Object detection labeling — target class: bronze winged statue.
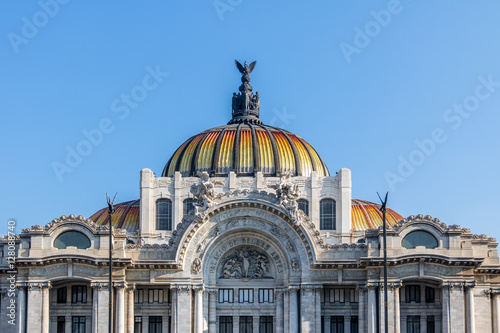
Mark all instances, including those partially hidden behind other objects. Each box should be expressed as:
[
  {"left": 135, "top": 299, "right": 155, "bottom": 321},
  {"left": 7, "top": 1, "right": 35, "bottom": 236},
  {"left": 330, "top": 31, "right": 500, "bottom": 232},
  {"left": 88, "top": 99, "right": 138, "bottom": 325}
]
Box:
[{"left": 235, "top": 60, "right": 256, "bottom": 75}]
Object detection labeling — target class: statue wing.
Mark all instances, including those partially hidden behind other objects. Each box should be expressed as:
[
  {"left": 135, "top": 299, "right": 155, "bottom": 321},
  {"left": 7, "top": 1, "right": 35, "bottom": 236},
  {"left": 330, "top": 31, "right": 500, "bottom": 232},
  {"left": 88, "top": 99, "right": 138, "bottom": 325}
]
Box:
[
  {"left": 247, "top": 61, "right": 256, "bottom": 74},
  {"left": 235, "top": 60, "right": 245, "bottom": 74}
]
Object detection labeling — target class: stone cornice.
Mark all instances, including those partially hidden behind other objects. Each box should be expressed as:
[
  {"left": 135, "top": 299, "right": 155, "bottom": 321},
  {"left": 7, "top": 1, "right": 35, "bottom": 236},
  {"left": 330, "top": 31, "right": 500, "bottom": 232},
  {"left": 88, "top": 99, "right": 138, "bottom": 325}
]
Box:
[{"left": 15, "top": 255, "right": 132, "bottom": 268}]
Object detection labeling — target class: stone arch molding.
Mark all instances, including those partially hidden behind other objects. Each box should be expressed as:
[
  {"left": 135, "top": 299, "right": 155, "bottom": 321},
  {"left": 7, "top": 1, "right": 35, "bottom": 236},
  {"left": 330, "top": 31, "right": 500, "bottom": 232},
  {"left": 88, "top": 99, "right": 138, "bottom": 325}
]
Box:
[{"left": 180, "top": 207, "right": 315, "bottom": 279}]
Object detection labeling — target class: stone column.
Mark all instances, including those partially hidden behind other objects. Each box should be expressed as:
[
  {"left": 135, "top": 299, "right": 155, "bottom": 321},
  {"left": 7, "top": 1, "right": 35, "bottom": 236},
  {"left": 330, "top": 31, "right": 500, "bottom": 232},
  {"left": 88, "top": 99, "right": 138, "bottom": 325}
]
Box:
[
  {"left": 41, "top": 282, "right": 51, "bottom": 333},
  {"left": 25, "top": 283, "right": 44, "bottom": 332},
  {"left": 92, "top": 282, "right": 110, "bottom": 332},
  {"left": 367, "top": 284, "right": 377, "bottom": 333},
  {"left": 492, "top": 290, "right": 500, "bottom": 333},
  {"left": 449, "top": 282, "right": 465, "bottom": 332},
  {"left": 126, "top": 284, "right": 135, "bottom": 333},
  {"left": 276, "top": 290, "right": 284, "bottom": 333},
  {"left": 92, "top": 284, "right": 99, "bottom": 333},
  {"left": 289, "top": 286, "right": 299, "bottom": 333},
  {"left": 441, "top": 282, "right": 451, "bottom": 332},
  {"left": 207, "top": 289, "right": 217, "bottom": 333},
  {"left": 283, "top": 288, "right": 290, "bottom": 333},
  {"left": 357, "top": 285, "right": 366, "bottom": 332},
  {"left": 465, "top": 282, "right": 475, "bottom": 333},
  {"left": 378, "top": 285, "right": 385, "bottom": 333},
  {"left": 301, "top": 286, "right": 317, "bottom": 333},
  {"left": 390, "top": 282, "right": 402, "bottom": 333},
  {"left": 115, "top": 282, "right": 126, "bottom": 333},
  {"left": 176, "top": 285, "right": 192, "bottom": 333},
  {"left": 16, "top": 285, "right": 26, "bottom": 333},
  {"left": 315, "top": 287, "right": 322, "bottom": 333},
  {"left": 194, "top": 286, "right": 204, "bottom": 333},
  {"left": 170, "top": 286, "right": 178, "bottom": 333}
]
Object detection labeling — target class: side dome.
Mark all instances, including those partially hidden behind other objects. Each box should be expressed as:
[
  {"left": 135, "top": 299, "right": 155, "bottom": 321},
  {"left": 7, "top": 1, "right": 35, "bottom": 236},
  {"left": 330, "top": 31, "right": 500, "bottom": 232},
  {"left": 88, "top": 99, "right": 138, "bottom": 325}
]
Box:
[
  {"left": 351, "top": 199, "right": 403, "bottom": 230},
  {"left": 89, "top": 200, "right": 140, "bottom": 232},
  {"left": 162, "top": 123, "right": 329, "bottom": 178}
]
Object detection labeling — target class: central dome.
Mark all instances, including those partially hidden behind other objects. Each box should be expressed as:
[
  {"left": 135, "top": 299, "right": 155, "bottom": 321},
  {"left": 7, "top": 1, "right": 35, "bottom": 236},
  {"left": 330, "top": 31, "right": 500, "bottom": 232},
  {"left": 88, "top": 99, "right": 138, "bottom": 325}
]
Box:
[
  {"left": 162, "top": 123, "right": 329, "bottom": 177},
  {"left": 161, "top": 60, "right": 329, "bottom": 178}
]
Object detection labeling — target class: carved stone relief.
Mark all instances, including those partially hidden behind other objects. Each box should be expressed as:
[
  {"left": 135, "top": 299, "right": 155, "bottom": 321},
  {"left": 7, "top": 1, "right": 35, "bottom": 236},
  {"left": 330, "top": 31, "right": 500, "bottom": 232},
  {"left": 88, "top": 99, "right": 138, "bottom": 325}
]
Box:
[{"left": 220, "top": 247, "right": 271, "bottom": 279}]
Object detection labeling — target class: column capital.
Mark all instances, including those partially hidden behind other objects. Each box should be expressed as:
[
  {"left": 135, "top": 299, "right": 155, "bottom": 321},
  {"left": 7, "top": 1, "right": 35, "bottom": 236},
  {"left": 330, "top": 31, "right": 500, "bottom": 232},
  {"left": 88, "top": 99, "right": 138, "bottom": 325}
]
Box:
[
  {"left": 113, "top": 281, "right": 127, "bottom": 289},
  {"left": 366, "top": 282, "right": 378, "bottom": 290},
  {"left": 441, "top": 281, "right": 465, "bottom": 291},
  {"left": 192, "top": 285, "right": 205, "bottom": 292},
  {"left": 288, "top": 285, "right": 300, "bottom": 292},
  {"left": 464, "top": 281, "right": 476, "bottom": 289},
  {"left": 173, "top": 284, "right": 191, "bottom": 294},
  {"left": 90, "top": 282, "right": 109, "bottom": 289},
  {"left": 388, "top": 281, "right": 402, "bottom": 289},
  {"left": 126, "top": 283, "right": 136, "bottom": 292},
  {"left": 27, "top": 281, "right": 51, "bottom": 290}
]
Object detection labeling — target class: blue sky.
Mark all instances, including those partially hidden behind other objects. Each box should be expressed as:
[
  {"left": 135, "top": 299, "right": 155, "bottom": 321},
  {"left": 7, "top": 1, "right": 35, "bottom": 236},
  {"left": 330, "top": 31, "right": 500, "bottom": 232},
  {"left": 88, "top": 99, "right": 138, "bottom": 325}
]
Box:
[{"left": 1, "top": 1, "right": 499, "bottom": 242}]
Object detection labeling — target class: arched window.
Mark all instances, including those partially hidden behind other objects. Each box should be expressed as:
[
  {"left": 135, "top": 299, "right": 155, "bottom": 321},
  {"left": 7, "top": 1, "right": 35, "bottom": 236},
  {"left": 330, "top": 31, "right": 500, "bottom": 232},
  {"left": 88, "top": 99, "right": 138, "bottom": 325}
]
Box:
[
  {"left": 54, "top": 231, "right": 91, "bottom": 249},
  {"left": 402, "top": 230, "right": 438, "bottom": 249},
  {"left": 320, "top": 199, "right": 336, "bottom": 230},
  {"left": 297, "top": 199, "right": 309, "bottom": 217},
  {"left": 183, "top": 198, "right": 196, "bottom": 216},
  {"left": 156, "top": 199, "right": 172, "bottom": 230}
]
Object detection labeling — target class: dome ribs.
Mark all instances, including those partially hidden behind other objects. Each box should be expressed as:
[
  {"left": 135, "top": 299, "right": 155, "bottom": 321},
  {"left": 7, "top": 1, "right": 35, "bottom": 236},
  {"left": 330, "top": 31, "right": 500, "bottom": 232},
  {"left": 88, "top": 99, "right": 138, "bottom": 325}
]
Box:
[
  {"left": 277, "top": 128, "right": 302, "bottom": 176},
  {"left": 190, "top": 131, "right": 211, "bottom": 177},
  {"left": 294, "top": 135, "right": 317, "bottom": 175},
  {"left": 173, "top": 135, "right": 195, "bottom": 176},
  {"left": 249, "top": 124, "right": 260, "bottom": 174},
  {"left": 233, "top": 123, "right": 242, "bottom": 174},
  {"left": 260, "top": 125, "right": 281, "bottom": 176}
]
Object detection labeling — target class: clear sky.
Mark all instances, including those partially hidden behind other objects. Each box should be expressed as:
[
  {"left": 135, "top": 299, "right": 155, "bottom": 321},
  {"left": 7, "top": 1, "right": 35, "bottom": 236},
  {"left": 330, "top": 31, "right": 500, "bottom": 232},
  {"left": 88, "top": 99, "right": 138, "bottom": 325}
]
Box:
[{"left": 1, "top": 1, "right": 499, "bottom": 242}]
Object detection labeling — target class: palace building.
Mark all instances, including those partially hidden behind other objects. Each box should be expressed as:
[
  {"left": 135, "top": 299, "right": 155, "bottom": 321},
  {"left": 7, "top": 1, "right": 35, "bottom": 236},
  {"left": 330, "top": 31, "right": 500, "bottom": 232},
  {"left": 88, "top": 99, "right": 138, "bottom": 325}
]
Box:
[{"left": 1, "top": 61, "right": 500, "bottom": 333}]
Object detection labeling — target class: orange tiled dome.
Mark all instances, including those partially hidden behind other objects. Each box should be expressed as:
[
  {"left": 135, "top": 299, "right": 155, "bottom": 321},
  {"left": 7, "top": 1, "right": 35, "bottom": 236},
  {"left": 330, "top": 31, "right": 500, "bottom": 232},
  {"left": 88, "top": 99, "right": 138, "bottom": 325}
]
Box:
[{"left": 161, "top": 123, "right": 329, "bottom": 178}]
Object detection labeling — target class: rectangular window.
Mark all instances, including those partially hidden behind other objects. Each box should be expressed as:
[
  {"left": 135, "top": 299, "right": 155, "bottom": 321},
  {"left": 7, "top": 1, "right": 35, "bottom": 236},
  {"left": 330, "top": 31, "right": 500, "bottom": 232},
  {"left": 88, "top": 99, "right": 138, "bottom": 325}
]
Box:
[
  {"left": 156, "top": 199, "right": 172, "bottom": 230},
  {"left": 239, "top": 316, "right": 253, "bottom": 333},
  {"left": 72, "top": 285, "right": 87, "bottom": 304},
  {"left": 323, "top": 287, "right": 357, "bottom": 303},
  {"left": 135, "top": 289, "right": 144, "bottom": 303},
  {"left": 134, "top": 316, "right": 142, "bottom": 333},
  {"left": 148, "top": 316, "right": 162, "bottom": 333},
  {"left": 72, "top": 316, "right": 86, "bottom": 333},
  {"left": 407, "top": 316, "right": 420, "bottom": 333},
  {"left": 57, "top": 287, "right": 67, "bottom": 303},
  {"left": 259, "top": 316, "right": 273, "bottom": 333},
  {"left": 57, "top": 316, "right": 65, "bottom": 333},
  {"left": 427, "top": 316, "right": 435, "bottom": 333},
  {"left": 148, "top": 289, "right": 154, "bottom": 304},
  {"left": 219, "top": 316, "right": 233, "bottom": 333},
  {"left": 258, "top": 289, "right": 274, "bottom": 303},
  {"left": 350, "top": 316, "right": 358, "bottom": 333},
  {"left": 218, "top": 289, "right": 234, "bottom": 303},
  {"left": 330, "top": 316, "right": 344, "bottom": 333},
  {"left": 320, "top": 199, "right": 336, "bottom": 230},
  {"left": 425, "top": 287, "right": 435, "bottom": 303},
  {"left": 405, "top": 285, "right": 421, "bottom": 303},
  {"left": 239, "top": 289, "right": 254, "bottom": 303}
]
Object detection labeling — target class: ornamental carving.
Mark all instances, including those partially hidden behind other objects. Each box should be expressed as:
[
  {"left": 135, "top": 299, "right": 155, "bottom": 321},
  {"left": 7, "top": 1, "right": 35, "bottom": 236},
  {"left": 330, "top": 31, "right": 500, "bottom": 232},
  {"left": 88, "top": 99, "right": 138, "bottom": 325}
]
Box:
[
  {"left": 190, "top": 171, "right": 224, "bottom": 219},
  {"left": 291, "top": 259, "right": 300, "bottom": 272},
  {"left": 269, "top": 172, "right": 305, "bottom": 225},
  {"left": 221, "top": 247, "right": 270, "bottom": 279},
  {"left": 192, "top": 258, "right": 202, "bottom": 274}
]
